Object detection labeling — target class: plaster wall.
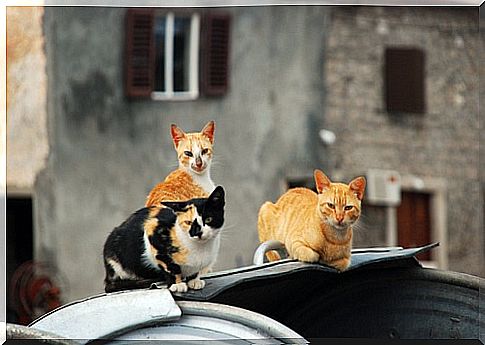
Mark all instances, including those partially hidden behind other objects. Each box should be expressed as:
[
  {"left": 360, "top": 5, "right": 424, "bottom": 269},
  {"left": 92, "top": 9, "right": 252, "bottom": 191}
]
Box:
[
  {"left": 40, "top": 6, "right": 330, "bottom": 300},
  {"left": 7, "top": 7, "right": 48, "bottom": 192}
]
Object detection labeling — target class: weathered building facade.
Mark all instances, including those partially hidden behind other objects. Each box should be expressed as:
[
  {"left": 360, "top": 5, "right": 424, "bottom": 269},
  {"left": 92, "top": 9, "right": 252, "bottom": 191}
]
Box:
[
  {"left": 7, "top": 7, "right": 48, "bottom": 191},
  {"left": 324, "top": 7, "right": 483, "bottom": 276},
  {"left": 36, "top": 6, "right": 329, "bottom": 301},
  {"left": 6, "top": 6, "right": 483, "bottom": 303}
]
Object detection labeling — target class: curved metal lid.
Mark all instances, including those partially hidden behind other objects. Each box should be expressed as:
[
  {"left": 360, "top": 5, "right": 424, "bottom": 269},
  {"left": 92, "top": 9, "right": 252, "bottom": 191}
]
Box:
[
  {"left": 30, "top": 288, "right": 181, "bottom": 342},
  {"left": 29, "top": 289, "right": 306, "bottom": 344},
  {"left": 113, "top": 301, "right": 306, "bottom": 344}
]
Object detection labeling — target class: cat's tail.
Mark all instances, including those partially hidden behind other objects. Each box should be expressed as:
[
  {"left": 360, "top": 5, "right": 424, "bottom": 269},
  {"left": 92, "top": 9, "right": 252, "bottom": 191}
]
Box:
[{"left": 257, "top": 202, "right": 282, "bottom": 262}]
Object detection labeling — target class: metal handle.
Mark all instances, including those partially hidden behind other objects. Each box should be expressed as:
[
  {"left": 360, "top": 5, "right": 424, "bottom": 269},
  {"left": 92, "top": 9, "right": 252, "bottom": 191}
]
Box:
[{"left": 253, "top": 240, "right": 287, "bottom": 265}]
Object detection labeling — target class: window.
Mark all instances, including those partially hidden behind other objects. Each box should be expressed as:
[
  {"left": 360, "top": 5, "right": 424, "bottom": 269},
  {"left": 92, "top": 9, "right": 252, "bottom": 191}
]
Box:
[
  {"left": 153, "top": 13, "right": 200, "bottom": 100},
  {"left": 384, "top": 48, "right": 425, "bottom": 114},
  {"left": 125, "top": 9, "right": 231, "bottom": 100}
]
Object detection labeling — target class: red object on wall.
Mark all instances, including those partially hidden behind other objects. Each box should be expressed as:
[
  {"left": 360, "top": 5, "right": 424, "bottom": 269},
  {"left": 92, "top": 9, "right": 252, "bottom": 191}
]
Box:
[{"left": 9, "top": 261, "right": 64, "bottom": 325}]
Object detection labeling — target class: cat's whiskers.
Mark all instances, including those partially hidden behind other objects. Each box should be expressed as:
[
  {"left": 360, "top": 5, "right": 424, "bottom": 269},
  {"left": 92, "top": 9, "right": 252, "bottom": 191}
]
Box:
[
  {"left": 210, "top": 157, "right": 225, "bottom": 168},
  {"left": 352, "top": 214, "right": 372, "bottom": 232},
  {"left": 221, "top": 222, "right": 237, "bottom": 229},
  {"left": 218, "top": 234, "right": 244, "bottom": 253},
  {"left": 218, "top": 224, "right": 239, "bottom": 242},
  {"left": 165, "top": 162, "right": 179, "bottom": 170},
  {"left": 219, "top": 223, "right": 238, "bottom": 234}
]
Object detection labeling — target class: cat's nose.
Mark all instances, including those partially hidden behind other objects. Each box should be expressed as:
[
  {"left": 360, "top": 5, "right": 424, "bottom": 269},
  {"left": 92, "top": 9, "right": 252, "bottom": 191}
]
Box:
[
  {"left": 189, "top": 220, "right": 202, "bottom": 238},
  {"left": 195, "top": 156, "right": 203, "bottom": 167}
]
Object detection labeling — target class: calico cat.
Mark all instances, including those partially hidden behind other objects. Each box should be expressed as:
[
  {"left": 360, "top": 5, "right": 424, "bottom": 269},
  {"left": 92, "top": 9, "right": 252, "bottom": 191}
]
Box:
[
  {"left": 145, "top": 121, "right": 216, "bottom": 206},
  {"left": 104, "top": 186, "right": 225, "bottom": 293},
  {"left": 258, "top": 170, "right": 365, "bottom": 271}
]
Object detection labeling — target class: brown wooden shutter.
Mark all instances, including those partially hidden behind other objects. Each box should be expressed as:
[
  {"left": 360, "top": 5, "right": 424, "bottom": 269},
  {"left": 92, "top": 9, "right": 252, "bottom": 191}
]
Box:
[
  {"left": 385, "top": 48, "right": 425, "bottom": 114},
  {"left": 201, "top": 13, "right": 231, "bottom": 96},
  {"left": 125, "top": 9, "right": 155, "bottom": 98}
]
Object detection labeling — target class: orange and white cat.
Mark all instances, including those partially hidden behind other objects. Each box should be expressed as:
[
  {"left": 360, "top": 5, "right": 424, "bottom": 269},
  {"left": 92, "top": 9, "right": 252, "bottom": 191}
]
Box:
[
  {"left": 146, "top": 121, "right": 216, "bottom": 206},
  {"left": 258, "top": 169, "right": 366, "bottom": 271}
]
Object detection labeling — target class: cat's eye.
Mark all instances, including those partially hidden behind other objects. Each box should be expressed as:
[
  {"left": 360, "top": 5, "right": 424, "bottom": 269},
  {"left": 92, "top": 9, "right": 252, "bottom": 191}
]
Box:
[
  {"left": 184, "top": 220, "right": 192, "bottom": 226},
  {"left": 201, "top": 148, "right": 209, "bottom": 155},
  {"left": 205, "top": 217, "right": 213, "bottom": 224},
  {"left": 327, "top": 203, "right": 335, "bottom": 209},
  {"left": 184, "top": 151, "right": 193, "bottom": 157},
  {"left": 344, "top": 205, "right": 353, "bottom": 211}
]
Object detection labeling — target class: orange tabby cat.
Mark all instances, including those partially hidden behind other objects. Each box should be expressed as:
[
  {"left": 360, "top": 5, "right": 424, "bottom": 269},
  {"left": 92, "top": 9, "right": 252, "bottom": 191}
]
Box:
[
  {"left": 258, "top": 169, "right": 366, "bottom": 271},
  {"left": 146, "top": 121, "right": 216, "bottom": 206}
]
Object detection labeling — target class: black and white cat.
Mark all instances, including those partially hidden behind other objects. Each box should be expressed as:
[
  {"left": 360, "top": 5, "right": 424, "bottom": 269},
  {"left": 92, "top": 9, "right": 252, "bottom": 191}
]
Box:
[{"left": 103, "top": 186, "right": 225, "bottom": 293}]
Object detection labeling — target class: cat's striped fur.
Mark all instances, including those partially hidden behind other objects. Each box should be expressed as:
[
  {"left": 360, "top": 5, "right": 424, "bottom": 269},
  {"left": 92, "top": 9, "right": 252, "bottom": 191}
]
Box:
[
  {"left": 258, "top": 170, "right": 366, "bottom": 271},
  {"left": 146, "top": 121, "right": 216, "bottom": 206}
]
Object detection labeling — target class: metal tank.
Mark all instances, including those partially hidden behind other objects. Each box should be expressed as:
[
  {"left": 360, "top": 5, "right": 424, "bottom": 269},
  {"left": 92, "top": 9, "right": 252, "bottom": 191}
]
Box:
[
  {"left": 20, "top": 243, "right": 484, "bottom": 342},
  {"left": 27, "top": 288, "right": 306, "bottom": 344}
]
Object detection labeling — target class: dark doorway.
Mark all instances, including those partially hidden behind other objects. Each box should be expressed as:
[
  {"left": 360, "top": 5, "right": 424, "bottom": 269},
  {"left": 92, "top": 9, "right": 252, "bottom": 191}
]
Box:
[
  {"left": 6, "top": 196, "right": 33, "bottom": 323},
  {"left": 286, "top": 177, "right": 317, "bottom": 193},
  {"left": 397, "top": 191, "right": 431, "bottom": 261}
]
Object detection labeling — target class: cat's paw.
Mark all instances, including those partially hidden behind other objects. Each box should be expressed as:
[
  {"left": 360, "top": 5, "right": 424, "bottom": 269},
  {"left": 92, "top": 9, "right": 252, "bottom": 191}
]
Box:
[
  {"left": 293, "top": 246, "right": 320, "bottom": 263},
  {"left": 169, "top": 282, "right": 188, "bottom": 293},
  {"left": 187, "top": 278, "right": 206, "bottom": 290},
  {"left": 329, "top": 258, "right": 350, "bottom": 272}
]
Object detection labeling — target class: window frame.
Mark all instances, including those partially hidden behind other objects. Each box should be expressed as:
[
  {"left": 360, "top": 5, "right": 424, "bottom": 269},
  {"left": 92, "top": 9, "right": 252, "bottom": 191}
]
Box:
[
  {"left": 124, "top": 8, "right": 230, "bottom": 100},
  {"left": 151, "top": 10, "right": 201, "bottom": 101}
]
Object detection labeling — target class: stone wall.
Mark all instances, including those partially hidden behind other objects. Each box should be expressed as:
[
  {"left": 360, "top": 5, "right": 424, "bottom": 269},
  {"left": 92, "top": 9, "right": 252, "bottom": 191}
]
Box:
[{"left": 324, "top": 7, "right": 482, "bottom": 276}]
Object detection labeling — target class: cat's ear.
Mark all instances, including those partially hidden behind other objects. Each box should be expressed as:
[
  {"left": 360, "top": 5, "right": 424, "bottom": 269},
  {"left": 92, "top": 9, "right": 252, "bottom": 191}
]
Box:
[
  {"left": 314, "top": 169, "right": 331, "bottom": 194},
  {"left": 349, "top": 176, "right": 366, "bottom": 200},
  {"left": 161, "top": 201, "right": 189, "bottom": 212},
  {"left": 208, "top": 186, "right": 225, "bottom": 204},
  {"left": 201, "top": 121, "right": 215, "bottom": 144},
  {"left": 171, "top": 124, "right": 187, "bottom": 148}
]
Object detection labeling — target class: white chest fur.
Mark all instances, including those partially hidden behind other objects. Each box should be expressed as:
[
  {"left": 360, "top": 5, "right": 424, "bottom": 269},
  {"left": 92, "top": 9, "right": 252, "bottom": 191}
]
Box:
[
  {"left": 190, "top": 170, "right": 215, "bottom": 194},
  {"left": 176, "top": 226, "right": 221, "bottom": 278},
  {"left": 143, "top": 223, "right": 221, "bottom": 279}
]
